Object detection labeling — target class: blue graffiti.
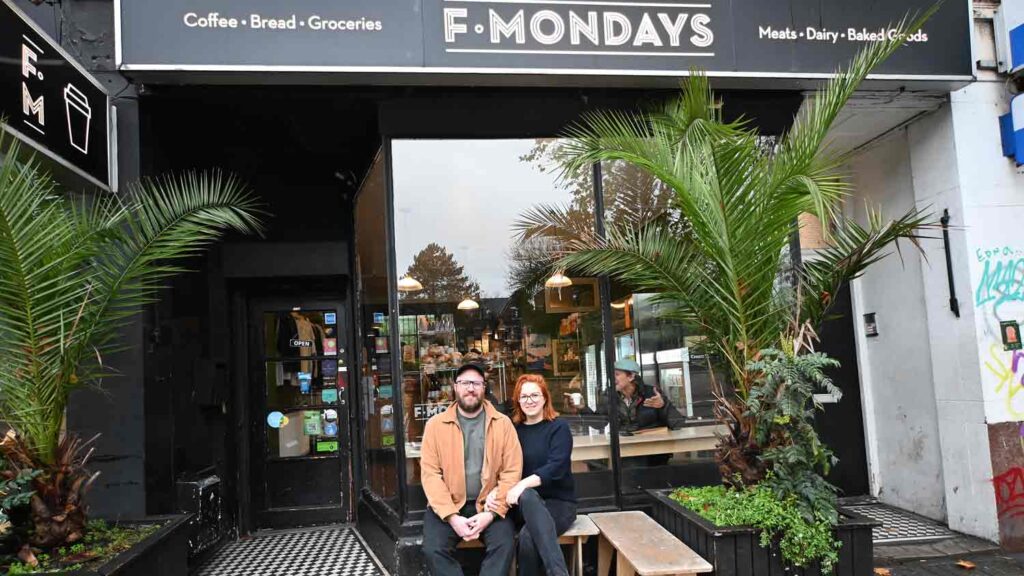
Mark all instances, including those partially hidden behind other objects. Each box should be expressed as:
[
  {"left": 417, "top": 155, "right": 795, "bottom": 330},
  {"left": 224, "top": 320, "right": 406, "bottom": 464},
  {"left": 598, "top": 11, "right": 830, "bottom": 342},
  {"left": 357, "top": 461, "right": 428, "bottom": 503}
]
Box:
[{"left": 976, "top": 257, "right": 1024, "bottom": 310}]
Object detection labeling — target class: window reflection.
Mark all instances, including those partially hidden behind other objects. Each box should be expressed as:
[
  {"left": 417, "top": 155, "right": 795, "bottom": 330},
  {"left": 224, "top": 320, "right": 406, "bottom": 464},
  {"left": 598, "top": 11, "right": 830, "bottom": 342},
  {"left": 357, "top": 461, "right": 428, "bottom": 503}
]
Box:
[
  {"left": 392, "top": 139, "right": 612, "bottom": 510},
  {"left": 355, "top": 152, "right": 400, "bottom": 510},
  {"left": 388, "top": 140, "right": 722, "bottom": 509}
]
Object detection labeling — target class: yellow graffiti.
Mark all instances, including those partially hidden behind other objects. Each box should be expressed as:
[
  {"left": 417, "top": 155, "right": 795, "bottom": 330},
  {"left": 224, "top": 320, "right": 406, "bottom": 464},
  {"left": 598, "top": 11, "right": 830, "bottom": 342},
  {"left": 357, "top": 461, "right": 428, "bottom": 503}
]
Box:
[{"left": 984, "top": 344, "right": 1024, "bottom": 420}]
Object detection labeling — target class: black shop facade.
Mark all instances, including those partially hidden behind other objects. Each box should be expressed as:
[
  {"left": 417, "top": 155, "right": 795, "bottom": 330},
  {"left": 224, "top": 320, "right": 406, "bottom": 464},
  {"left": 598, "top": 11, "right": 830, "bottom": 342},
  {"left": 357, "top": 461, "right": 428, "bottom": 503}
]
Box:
[{"left": 19, "top": 0, "right": 971, "bottom": 573}]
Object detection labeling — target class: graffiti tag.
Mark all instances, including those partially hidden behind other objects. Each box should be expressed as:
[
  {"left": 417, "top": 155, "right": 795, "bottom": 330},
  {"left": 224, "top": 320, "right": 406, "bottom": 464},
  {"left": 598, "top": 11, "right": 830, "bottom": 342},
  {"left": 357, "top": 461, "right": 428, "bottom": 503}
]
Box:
[
  {"left": 994, "top": 467, "right": 1024, "bottom": 519},
  {"left": 975, "top": 256, "right": 1024, "bottom": 311},
  {"left": 983, "top": 345, "right": 1024, "bottom": 420},
  {"left": 977, "top": 246, "right": 1024, "bottom": 263}
]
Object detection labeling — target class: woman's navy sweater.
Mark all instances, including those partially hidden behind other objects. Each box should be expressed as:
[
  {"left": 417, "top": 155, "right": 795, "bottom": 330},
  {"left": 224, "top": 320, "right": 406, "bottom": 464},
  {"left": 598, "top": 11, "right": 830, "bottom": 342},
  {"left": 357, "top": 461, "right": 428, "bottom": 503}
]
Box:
[{"left": 516, "top": 417, "right": 576, "bottom": 503}]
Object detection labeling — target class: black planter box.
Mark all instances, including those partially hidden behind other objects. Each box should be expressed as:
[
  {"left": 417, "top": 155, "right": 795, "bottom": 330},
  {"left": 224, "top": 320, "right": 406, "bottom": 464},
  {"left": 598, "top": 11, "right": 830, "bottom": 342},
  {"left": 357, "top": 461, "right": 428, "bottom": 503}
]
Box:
[
  {"left": 32, "top": 514, "right": 192, "bottom": 576},
  {"left": 647, "top": 489, "right": 878, "bottom": 576}
]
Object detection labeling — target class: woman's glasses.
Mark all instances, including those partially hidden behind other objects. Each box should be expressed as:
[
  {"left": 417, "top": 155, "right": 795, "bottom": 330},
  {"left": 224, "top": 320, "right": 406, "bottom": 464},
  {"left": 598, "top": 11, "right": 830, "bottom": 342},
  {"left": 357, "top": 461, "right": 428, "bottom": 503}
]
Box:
[{"left": 518, "top": 393, "right": 543, "bottom": 404}]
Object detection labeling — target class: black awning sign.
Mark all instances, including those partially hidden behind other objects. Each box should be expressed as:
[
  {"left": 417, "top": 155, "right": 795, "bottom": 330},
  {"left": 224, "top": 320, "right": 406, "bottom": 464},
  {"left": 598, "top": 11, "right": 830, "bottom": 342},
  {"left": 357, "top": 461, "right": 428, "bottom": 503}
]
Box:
[
  {"left": 117, "top": 0, "right": 971, "bottom": 83},
  {"left": 2, "top": 0, "right": 112, "bottom": 190},
  {"left": 1002, "top": 321, "right": 1022, "bottom": 351}
]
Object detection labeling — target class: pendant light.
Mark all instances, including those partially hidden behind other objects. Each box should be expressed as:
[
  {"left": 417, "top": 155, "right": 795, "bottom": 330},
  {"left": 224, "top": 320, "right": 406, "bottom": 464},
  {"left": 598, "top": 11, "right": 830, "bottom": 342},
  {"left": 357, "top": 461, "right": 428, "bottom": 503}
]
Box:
[
  {"left": 457, "top": 298, "right": 480, "bottom": 310},
  {"left": 544, "top": 272, "right": 572, "bottom": 289},
  {"left": 610, "top": 296, "right": 634, "bottom": 310},
  {"left": 397, "top": 274, "right": 423, "bottom": 292}
]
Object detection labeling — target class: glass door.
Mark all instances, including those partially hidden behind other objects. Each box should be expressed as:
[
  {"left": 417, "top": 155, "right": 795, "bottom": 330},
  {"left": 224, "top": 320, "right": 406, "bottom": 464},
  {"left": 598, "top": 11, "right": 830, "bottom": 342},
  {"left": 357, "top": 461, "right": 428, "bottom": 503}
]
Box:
[{"left": 250, "top": 299, "right": 351, "bottom": 529}]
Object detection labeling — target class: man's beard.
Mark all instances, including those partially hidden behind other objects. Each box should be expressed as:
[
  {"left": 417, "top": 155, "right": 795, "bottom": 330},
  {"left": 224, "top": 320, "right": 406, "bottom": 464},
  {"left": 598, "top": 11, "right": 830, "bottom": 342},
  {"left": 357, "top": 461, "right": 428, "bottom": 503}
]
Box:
[{"left": 458, "top": 393, "right": 481, "bottom": 412}]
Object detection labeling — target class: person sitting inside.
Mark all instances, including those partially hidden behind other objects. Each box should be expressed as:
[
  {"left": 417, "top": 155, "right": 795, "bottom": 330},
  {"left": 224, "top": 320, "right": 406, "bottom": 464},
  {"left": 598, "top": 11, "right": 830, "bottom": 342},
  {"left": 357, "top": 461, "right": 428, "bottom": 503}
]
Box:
[{"left": 607, "top": 359, "right": 683, "bottom": 433}]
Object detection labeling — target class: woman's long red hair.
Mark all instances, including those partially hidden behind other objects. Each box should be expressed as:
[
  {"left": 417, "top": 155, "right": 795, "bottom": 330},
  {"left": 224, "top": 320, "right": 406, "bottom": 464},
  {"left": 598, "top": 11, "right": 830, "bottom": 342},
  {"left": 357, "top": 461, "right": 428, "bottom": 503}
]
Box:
[{"left": 511, "top": 374, "right": 558, "bottom": 425}]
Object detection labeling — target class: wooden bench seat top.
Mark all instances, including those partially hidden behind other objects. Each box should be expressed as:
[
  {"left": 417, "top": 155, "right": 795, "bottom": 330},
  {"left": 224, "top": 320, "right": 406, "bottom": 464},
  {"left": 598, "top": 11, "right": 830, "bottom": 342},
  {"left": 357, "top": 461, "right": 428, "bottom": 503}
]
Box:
[
  {"left": 562, "top": 514, "right": 599, "bottom": 538},
  {"left": 590, "top": 511, "right": 713, "bottom": 576}
]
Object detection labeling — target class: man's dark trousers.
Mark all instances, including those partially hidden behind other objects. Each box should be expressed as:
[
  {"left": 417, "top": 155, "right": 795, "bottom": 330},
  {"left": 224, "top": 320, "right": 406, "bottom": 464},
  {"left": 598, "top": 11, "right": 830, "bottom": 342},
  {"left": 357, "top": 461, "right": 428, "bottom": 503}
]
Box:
[{"left": 423, "top": 503, "right": 515, "bottom": 575}]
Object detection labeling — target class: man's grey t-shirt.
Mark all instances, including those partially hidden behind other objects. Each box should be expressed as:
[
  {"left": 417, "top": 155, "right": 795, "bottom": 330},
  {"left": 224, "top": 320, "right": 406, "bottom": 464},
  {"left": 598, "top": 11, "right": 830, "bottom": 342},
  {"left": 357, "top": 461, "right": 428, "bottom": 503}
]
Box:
[{"left": 457, "top": 410, "right": 486, "bottom": 502}]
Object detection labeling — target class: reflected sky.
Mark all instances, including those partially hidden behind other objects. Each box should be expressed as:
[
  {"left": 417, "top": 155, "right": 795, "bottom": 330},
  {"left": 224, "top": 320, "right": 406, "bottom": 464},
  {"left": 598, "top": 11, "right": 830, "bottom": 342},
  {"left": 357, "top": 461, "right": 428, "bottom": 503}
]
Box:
[{"left": 391, "top": 139, "right": 574, "bottom": 297}]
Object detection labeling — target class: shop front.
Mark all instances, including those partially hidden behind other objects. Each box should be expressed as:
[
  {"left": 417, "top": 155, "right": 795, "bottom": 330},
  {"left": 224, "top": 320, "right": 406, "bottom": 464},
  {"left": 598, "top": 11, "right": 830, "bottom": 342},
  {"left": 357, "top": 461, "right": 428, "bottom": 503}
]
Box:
[{"left": 101, "top": 0, "right": 978, "bottom": 572}]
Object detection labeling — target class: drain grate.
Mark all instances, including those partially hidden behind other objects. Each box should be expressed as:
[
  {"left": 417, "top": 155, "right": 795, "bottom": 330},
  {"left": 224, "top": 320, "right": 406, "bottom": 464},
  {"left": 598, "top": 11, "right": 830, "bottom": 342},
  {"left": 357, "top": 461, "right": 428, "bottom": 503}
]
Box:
[{"left": 845, "top": 503, "right": 955, "bottom": 544}]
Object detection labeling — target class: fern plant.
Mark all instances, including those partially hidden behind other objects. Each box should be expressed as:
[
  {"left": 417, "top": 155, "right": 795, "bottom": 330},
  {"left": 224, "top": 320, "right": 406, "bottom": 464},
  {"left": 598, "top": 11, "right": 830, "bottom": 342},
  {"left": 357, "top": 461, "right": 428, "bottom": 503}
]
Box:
[
  {"left": 0, "top": 464, "right": 38, "bottom": 538},
  {"left": 747, "top": 347, "right": 841, "bottom": 523}
]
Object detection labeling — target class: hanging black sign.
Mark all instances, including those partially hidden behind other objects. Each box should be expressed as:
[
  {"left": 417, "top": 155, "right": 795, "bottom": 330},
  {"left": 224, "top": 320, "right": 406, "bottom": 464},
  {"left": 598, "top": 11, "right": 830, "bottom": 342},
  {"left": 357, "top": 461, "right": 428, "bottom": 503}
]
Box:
[
  {"left": 1, "top": 0, "right": 112, "bottom": 190},
  {"left": 116, "top": 0, "right": 971, "bottom": 82}
]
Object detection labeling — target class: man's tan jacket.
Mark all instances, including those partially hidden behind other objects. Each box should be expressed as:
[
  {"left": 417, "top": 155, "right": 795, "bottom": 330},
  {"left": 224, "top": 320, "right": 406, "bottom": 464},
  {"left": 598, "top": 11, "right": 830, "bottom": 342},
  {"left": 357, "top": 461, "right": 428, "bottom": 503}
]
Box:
[{"left": 419, "top": 401, "right": 523, "bottom": 519}]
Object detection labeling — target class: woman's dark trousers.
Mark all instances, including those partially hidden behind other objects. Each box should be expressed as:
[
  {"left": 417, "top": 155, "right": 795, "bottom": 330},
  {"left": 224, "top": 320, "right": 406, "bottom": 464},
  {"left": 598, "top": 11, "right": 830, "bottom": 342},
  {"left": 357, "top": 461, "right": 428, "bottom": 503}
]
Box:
[{"left": 515, "top": 488, "right": 576, "bottom": 576}]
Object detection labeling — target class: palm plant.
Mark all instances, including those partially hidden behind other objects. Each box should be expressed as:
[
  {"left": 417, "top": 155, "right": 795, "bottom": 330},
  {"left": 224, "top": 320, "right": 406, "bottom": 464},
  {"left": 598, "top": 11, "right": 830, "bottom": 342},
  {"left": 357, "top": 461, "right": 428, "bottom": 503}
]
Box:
[
  {"left": 516, "top": 14, "right": 937, "bottom": 492},
  {"left": 0, "top": 127, "right": 264, "bottom": 552}
]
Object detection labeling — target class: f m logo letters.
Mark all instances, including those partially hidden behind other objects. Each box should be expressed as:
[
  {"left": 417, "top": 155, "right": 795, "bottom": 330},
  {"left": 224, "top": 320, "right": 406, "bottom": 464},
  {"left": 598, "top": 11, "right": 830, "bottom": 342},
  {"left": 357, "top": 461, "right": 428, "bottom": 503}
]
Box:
[
  {"left": 21, "top": 41, "right": 45, "bottom": 128},
  {"left": 22, "top": 83, "right": 44, "bottom": 126}
]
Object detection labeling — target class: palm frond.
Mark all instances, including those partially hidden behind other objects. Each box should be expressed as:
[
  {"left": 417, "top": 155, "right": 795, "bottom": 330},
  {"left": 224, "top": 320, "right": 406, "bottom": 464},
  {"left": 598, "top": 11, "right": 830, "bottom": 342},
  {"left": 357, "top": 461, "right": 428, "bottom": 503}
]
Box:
[
  {"left": 800, "top": 206, "right": 939, "bottom": 329},
  {"left": 71, "top": 171, "right": 265, "bottom": 379},
  {"left": 0, "top": 124, "right": 265, "bottom": 462}
]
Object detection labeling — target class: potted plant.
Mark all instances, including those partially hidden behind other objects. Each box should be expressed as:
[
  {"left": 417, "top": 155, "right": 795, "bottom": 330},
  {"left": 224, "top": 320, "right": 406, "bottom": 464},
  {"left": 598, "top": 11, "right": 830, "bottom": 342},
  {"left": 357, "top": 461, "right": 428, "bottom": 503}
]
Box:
[
  {"left": 513, "top": 10, "right": 937, "bottom": 575},
  {"left": 0, "top": 126, "right": 264, "bottom": 573},
  {"left": 645, "top": 346, "right": 880, "bottom": 574}
]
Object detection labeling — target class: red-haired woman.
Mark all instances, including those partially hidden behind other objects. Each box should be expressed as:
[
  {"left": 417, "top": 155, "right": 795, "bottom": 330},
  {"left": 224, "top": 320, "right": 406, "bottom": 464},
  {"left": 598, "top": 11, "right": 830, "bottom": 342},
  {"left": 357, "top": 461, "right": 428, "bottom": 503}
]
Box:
[{"left": 487, "top": 374, "right": 575, "bottom": 576}]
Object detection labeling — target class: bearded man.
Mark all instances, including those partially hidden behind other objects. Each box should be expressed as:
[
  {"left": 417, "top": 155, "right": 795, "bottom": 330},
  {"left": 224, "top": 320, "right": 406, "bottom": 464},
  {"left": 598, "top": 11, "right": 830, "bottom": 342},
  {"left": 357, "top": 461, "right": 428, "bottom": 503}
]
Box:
[{"left": 420, "top": 363, "right": 522, "bottom": 575}]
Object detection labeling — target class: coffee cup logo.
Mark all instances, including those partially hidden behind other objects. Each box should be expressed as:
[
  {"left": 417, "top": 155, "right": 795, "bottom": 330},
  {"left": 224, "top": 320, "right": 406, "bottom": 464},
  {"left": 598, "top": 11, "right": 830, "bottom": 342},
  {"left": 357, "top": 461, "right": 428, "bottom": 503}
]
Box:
[{"left": 63, "top": 83, "right": 91, "bottom": 154}]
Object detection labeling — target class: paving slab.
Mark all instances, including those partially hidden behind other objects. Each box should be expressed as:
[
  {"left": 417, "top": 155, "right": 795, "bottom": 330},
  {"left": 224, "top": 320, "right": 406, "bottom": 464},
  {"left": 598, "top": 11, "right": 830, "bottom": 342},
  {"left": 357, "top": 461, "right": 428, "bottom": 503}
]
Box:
[
  {"left": 876, "top": 534, "right": 1001, "bottom": 563},
  {"left": 873, "top": 552, "right": 1024, "bottom": 575}
]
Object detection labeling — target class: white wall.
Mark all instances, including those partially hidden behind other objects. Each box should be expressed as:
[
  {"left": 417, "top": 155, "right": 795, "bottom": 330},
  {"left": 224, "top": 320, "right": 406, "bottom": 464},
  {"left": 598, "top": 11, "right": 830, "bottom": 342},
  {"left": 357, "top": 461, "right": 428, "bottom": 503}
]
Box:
[
  {"left": 907, "top": 101, "right": 999, "bottom": 541},
  {"left": 847, "top": 129, "right": 947, "bottom": 521},
  {"left": 845, "top": 80, "right": 1013, "bottom": 543}
]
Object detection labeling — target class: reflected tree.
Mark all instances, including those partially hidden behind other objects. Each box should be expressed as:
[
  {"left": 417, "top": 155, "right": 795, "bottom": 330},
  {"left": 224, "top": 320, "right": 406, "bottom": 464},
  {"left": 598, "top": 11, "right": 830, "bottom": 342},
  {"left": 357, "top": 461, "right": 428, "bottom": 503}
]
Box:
[
  {"left": 519, "top": 138, "right": 680, "bottom": 229},
  {"left": 403, "top": 243, "right": 481, "bottom": 303},
  {"left": 509, "top": 138, "right": 694, "bottom": 295}
]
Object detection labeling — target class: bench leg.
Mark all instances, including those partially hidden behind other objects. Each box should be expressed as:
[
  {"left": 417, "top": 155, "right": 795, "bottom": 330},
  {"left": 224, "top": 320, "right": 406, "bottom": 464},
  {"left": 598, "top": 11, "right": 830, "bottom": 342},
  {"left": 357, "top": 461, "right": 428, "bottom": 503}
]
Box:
[
  {"left": 575, "top": 538, "right": 583, "bottom": 576},
  {"left": 616, "top": 552, "right": 636, "bottom": 576},
  {"left": 597, "top": 536, "right": 613, "bottom": 576}
]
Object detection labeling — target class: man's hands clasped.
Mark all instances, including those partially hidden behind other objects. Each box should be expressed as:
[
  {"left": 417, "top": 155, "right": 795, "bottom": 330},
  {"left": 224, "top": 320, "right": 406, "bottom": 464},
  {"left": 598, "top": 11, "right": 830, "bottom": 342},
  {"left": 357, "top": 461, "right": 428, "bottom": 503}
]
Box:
[{"left": 447, "top": 511, "right": 495, "bottom": 542}]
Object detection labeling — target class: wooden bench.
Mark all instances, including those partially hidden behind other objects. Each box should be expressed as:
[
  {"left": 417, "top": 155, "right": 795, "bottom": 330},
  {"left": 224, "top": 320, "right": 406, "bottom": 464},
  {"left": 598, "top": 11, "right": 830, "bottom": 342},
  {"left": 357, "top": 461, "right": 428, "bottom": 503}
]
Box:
[
  {"left": 561, "top": 514, "right": 600, "bottom": 576},
  {"left": 589, "top": 511, "right": 713, "bottom": 576},
  {"left": 456, "top": 514, "right": 599, "bottom": 575}
]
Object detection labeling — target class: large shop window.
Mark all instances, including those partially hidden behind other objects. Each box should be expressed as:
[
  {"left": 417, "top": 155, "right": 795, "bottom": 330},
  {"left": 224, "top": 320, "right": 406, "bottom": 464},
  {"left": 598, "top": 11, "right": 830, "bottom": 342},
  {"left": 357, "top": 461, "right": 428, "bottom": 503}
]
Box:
[
  {"left": 383, "top": 139, "right": 721, "bottom": 513},
  {"left": 391, "top": 139, "right": 613, "bottom": 510}
]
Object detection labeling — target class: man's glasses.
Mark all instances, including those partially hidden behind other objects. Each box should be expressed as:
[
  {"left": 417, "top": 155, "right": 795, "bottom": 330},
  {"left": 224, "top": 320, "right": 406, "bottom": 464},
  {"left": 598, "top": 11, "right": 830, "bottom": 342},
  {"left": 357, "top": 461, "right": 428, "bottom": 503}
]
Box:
[
  {"left": 455, "top": 380, "right": 485, "bottom": 389},
  {"left": 518, "top": 393, "right": 543, "bottom": 404}
]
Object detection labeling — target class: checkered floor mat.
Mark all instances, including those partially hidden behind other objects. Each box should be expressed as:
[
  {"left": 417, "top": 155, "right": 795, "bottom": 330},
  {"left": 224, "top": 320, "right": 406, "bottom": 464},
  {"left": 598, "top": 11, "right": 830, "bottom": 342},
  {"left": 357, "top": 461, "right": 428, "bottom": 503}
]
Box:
[
  {"left": 194, "top": 526, "right": 384, "bottom": 576},
  {"left": 845, "top": 502, "right": 955, "bottom": 544}
]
